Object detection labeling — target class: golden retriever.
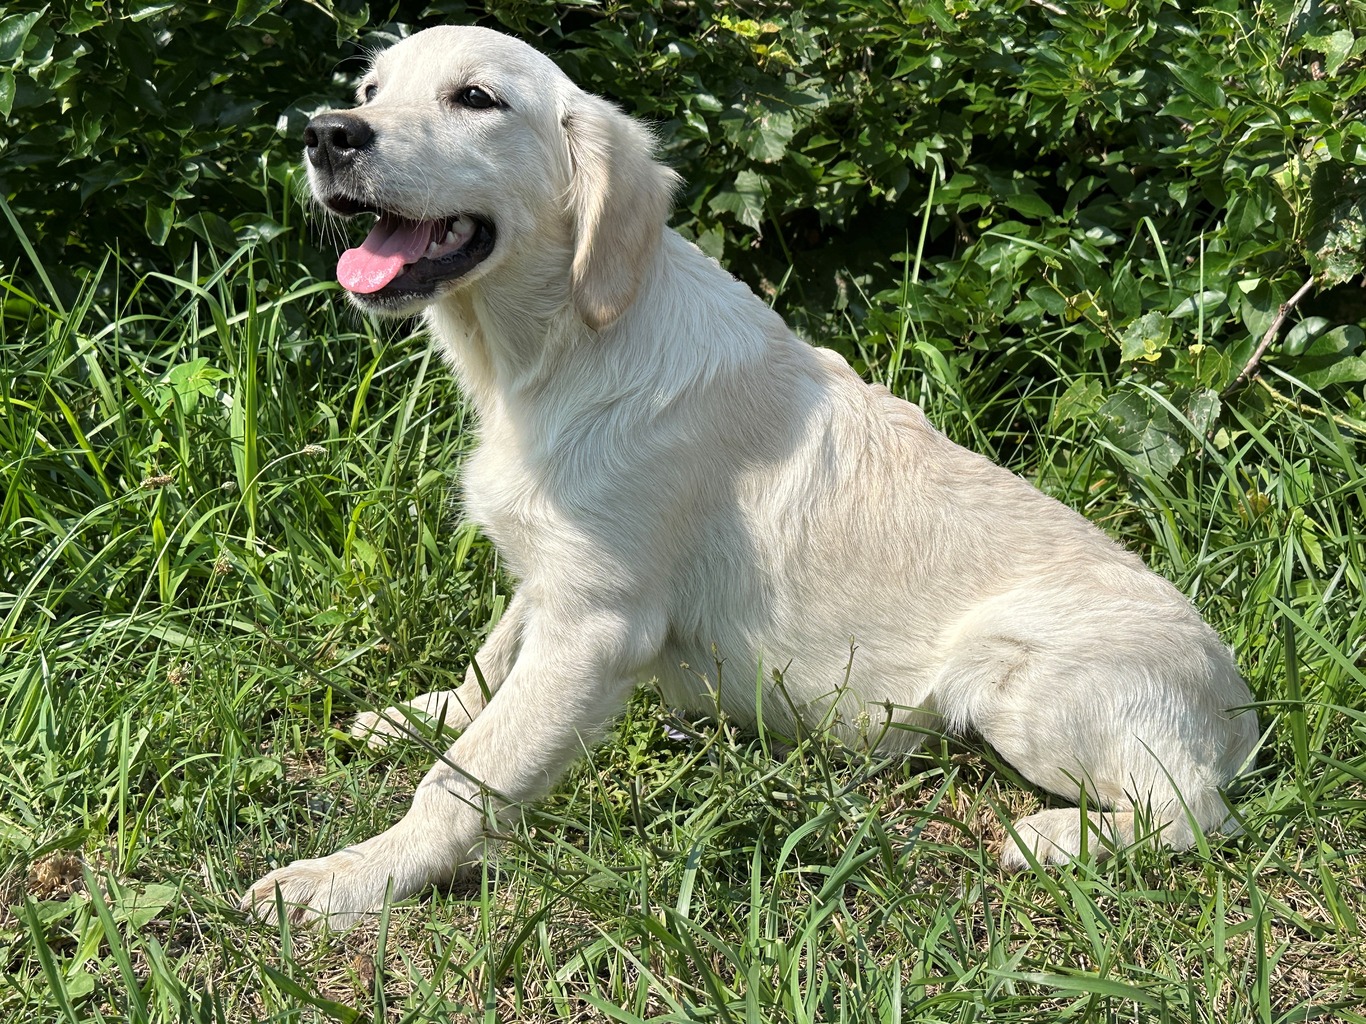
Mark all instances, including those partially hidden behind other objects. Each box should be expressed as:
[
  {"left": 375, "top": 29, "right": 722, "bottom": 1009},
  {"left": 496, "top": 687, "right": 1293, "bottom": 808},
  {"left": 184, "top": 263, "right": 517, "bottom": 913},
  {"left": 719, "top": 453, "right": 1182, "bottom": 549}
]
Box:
[{"left": 241, "top": 25, "right": 1258, "bottom": 927}]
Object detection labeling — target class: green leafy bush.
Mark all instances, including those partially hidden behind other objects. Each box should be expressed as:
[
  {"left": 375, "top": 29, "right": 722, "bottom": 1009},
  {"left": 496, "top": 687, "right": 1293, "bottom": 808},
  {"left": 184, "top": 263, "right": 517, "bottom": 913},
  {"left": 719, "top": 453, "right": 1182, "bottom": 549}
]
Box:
[
  {"left": 0, "top": 1, "right": 372, "bottom": 276},
  {"left": 2, "top": 0, "right": 1364, "bottom": 475}
]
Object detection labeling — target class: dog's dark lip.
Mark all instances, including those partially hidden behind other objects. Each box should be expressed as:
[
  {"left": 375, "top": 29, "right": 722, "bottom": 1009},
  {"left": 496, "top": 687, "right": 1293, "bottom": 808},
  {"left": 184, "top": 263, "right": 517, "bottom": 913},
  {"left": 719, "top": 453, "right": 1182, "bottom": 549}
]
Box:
[{"left": 324, "top": 194, "right": 377, "bottom": 217}]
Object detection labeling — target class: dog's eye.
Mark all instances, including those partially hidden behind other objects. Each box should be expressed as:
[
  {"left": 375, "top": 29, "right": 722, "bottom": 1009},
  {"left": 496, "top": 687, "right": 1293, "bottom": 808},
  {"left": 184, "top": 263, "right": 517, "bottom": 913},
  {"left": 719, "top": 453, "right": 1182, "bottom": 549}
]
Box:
[
  {"left": 362, "top": 83, "right": 378, "bottom": 103},
  {"left": 455, "top": 86, "right": 498, "bottom": 110}
]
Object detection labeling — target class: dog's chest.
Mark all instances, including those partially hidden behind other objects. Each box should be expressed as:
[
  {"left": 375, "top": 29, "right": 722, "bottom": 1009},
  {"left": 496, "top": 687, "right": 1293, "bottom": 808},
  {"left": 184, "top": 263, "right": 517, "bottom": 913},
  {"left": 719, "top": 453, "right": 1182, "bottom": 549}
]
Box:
[
  {"left": 461, "top": 447, "right": 552, "bottom": 571},
  {"left": 460, "top": 426, "right": 629, "bottom": 583}
]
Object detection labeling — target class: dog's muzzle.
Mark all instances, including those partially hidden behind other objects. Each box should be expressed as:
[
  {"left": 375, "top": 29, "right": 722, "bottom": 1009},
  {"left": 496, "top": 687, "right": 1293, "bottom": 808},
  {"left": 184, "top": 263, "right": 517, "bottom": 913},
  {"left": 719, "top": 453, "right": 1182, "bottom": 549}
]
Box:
[{"left": 302, "top": 111, "right": 497, "bottom": 307}]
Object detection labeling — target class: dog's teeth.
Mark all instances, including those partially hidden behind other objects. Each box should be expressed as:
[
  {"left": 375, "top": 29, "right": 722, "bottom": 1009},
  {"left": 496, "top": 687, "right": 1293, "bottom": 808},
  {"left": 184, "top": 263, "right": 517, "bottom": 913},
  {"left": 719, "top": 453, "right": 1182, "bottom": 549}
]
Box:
[
  {"left": 426, "top": 241, "right": 440, "bottom": 256},
  {"left": 444, "top": 230, "right": 457, "bottom": 244}
]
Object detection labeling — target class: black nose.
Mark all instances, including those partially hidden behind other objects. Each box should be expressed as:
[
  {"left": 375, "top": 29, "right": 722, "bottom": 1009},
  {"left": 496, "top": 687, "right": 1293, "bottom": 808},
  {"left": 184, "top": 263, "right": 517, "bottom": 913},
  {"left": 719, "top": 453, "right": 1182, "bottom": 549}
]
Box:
[{"left": 304, "top": 113, "right": 375, "bottom": 172}]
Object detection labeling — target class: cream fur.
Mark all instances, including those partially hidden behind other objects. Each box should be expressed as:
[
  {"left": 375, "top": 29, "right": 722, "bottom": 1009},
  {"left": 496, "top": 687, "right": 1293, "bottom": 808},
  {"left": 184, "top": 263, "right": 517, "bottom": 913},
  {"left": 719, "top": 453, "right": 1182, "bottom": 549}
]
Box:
[{"left": 241, "top": 25, "right": 1259, "bottom": 928}]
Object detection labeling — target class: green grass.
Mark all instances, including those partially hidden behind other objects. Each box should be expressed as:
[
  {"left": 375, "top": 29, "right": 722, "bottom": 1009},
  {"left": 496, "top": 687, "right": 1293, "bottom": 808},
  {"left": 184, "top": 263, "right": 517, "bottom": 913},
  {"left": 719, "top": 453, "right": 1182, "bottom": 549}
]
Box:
[{"left": 1, "top": 227, "right": 1364, "bottom": 1023}]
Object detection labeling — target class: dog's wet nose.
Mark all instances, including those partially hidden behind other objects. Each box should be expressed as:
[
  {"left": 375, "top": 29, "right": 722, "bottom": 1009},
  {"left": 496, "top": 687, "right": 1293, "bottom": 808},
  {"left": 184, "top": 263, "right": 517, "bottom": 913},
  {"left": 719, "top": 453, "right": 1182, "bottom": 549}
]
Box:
[{"left": 304, "top": 113, "right": 375, "bottom": 172}]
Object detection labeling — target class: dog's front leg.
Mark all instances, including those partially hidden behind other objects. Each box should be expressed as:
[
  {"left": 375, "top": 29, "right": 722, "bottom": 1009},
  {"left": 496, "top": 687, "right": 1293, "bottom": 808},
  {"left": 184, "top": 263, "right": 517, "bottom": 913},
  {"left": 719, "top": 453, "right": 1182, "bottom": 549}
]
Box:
[
  {"left": 240, "top": 606, "right": 652, "bottom": 928},
  {"left": 349, "top": 594, "right": 528, "bottom": 749}
]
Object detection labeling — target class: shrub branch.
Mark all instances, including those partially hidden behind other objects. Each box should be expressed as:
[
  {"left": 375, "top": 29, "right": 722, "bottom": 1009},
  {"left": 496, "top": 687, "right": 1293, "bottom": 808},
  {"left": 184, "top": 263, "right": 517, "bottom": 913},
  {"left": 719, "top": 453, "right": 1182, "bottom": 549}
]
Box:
[{"left": 1223, "top": 274, "right": 1318, "bottom": 397}]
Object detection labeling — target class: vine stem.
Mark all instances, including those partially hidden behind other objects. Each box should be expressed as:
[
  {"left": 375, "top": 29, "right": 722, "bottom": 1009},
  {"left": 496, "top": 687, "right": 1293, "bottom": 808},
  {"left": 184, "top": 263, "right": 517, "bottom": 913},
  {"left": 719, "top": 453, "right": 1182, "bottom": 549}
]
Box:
[
  {"left": 1256, "top": 377, "right": 1366, "bottom": 436},
  {"left": 1222, "top": 274, "right": 1318, "bottom": 398}
]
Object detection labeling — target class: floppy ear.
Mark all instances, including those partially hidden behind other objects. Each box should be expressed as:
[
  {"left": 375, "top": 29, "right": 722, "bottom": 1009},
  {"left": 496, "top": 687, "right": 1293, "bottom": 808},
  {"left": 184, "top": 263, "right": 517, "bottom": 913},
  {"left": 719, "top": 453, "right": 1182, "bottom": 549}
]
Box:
[{"left": 562, "top": 93, "right": 680, "bottom": 331}]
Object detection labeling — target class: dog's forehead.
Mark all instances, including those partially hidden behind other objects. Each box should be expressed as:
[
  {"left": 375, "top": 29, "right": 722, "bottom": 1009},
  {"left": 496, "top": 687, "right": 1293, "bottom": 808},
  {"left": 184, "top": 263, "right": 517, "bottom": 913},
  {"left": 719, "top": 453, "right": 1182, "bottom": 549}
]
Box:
[{"left": 372, "top": 26, "right": 568, "bottom": 98}]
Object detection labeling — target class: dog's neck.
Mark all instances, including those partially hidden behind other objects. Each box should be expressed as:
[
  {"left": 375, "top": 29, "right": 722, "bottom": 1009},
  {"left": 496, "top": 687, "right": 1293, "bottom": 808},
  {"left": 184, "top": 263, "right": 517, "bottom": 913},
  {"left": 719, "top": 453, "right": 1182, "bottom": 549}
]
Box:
[
  {"left": 423, "top": 247, "right": 590, "bottom": 418},
  {"left": 424, "top": 230, "right": 785, "bottom": 433}
]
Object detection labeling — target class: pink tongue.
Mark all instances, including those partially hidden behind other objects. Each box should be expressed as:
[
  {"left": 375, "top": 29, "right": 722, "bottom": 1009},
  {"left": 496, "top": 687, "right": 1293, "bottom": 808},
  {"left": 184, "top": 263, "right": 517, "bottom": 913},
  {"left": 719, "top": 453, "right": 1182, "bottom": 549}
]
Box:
[{"left": 337, "top": 217, "right": 436, "bottom": 294}]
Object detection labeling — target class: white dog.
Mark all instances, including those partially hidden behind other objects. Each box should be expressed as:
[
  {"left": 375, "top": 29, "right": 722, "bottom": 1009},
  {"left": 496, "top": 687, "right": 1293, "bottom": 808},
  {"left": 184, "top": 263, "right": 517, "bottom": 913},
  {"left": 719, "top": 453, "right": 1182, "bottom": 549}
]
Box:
[{"left": 242, "top": 25, "right": 1258, "bottom": 927}]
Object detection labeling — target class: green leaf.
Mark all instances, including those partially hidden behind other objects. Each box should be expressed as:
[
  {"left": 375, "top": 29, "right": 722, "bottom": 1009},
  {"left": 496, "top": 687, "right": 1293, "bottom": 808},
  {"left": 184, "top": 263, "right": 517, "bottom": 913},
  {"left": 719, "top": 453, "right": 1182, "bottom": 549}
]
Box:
[
  {"left": 1170, "top": 290, "right": 1227, "bottom": 319},
  {"left": 1167, "top": 62, "right": 1225, "bottom": 108},
  {"left": 350, "top": 537, "right": 379, "bottom": 570},
  {"left": 1304, "top": 324, "right": 1363, "bottom": 360},
  {"left": 114, "top": 883, "right": 179, "bottom": 929},
  {"left": 232, "top": 214, "right": 287, "bottom": 244},
  {"left": 990, "top": 971, "right": 1162, "bottom": 1009},
  {"left": 0, "top": 11, "right": 43, "bottom": 63},
  {"left": 24, "top": 897, "right": 81, "bottom": 928},
  {"left": 1303, "top": 356, "right": 1366, "bottom": 389},
  {"left": 1309, "top": 179, "right": 1366, "bottom": 286},
  {"left": 1120, "top": 311, "right": 1171, "bottom": 362},
  {"left": 1299, "top": 325, "right": 1366, "bottom": 388},
  {"left": 720, "top": 104, "right": 796, "bottom": 164},
  {"left": 1284, "top": 316, "right": 1332, "bottom": 357},
  {"left": 145, "top": 200, "right": 175, "bottom": 246},
  {"left": 1002, "top": 191, "right": 1053, "bottom": 218},
  {"left": 1050, "top": 378, "right": 1104, "bottom": 428},
  {"left": 708, "top": 170, "right": 770, "bottom": 231},
  {"left": 1187, "top": 389, "right": 1221, "bottom": 434},
  {"left": 164, "top": 358, "right": 227, "bottom": 412},
  {"left": 261, "top": 966, "right": 361, "bottom": 1023},
  {"left": 1238, "top": 279, "right": 1290, "bottom": 342},
  {"left": 128, "top": 3, "right": 177, "bottom": 22},
  {"left": 1027, "top": 286, "right": 1067, "bottom": 317},
  {"left": 1306, "top": 30, "right": 1356, "bottom": 77},
  {"left": 65, "top": 971, "right": 96, "bottom": 1001},
  {"left": 987, "top": 174, "right": 1054, "bottom": 219},
  {"left": 62, "top": 8, "right": 105, "bottom": 32},
  {"left": 230, "top": 0, "right": 280, "bottom": 28},
  {"left": 1099, "top": 390, "right": 1184, "bottom": 479},
  {"left": 0, "top": 71, "right": 13, "bottom": 119},
  {"left": 182, "top": 211, "right": 237, "bottom": 251}
]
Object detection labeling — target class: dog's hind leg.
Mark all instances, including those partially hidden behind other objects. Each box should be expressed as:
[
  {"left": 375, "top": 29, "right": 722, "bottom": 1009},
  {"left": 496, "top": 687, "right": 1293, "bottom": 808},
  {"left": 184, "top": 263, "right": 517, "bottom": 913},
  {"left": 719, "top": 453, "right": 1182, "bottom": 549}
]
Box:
[
  {"left": 350, "top": 594, "right": 527, "bottom": 749},
  {"left": 930, "top": 595, "right": 1255, "bottom": 869}
]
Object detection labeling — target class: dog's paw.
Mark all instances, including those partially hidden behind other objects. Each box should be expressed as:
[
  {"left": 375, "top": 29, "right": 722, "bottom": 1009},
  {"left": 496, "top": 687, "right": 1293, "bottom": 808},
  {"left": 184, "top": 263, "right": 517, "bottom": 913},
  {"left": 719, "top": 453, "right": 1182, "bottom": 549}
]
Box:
[
  {"left": 240, "top": 848, "right": 402, "bottom": 929},
  {"left": 348, "top": 709, "right": 412, "bottom": 751},
  {"left": 1000, "top": 808, "right": 1116, "bottom": 871},
  {"left": 350, "top": 697, "right": 468, "bottom": 750}
]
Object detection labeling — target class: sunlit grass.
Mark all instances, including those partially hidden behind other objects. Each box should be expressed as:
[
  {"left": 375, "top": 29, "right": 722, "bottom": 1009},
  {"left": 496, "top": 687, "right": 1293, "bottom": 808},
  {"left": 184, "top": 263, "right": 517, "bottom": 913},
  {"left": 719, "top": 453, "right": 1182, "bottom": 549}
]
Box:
[{"left": 1, "top": 232, "right": 1363, "bottom": 1022}]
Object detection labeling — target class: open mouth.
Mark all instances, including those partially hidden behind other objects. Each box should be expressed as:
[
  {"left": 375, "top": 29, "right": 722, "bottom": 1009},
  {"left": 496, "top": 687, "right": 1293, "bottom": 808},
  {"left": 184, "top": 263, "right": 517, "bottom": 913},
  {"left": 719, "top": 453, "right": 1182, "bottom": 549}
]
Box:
[{"left": 327, "top": 198, "right": 496, "bottom": 301}]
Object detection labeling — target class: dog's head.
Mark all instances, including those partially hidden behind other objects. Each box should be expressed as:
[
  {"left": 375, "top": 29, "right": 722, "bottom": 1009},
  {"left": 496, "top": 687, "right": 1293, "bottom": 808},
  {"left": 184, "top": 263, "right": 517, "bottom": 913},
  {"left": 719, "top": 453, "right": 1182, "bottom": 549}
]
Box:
[{"left": 304, "top": 26, "right": 679, "bottom": 330}]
